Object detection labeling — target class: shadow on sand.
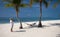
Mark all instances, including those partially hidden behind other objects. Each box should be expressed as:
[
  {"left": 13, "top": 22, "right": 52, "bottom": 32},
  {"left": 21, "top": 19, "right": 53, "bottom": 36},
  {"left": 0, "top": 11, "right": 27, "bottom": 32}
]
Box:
[
  {"left": 13, "top": 30, "right": 26, "bottom": 32},
  {"left": 24, "top": 24, "right": 51, "bottom": 29},
  {"left": 49, "top": 23, "right": 60, "bottom": 27}
]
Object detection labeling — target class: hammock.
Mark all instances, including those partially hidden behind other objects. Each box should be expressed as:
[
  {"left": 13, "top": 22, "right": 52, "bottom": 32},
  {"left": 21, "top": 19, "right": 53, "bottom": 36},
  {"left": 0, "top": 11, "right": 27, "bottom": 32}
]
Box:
[{"left": 23, "top": 21, "right": 37, "bottom": 26}]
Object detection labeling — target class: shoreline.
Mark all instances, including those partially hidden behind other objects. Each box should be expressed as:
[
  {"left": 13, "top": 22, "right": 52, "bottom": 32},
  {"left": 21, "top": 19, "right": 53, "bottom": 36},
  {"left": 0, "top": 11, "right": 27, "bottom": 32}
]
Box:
[{"left": 0, "top": 19, "right": 60, "bottom": 24}]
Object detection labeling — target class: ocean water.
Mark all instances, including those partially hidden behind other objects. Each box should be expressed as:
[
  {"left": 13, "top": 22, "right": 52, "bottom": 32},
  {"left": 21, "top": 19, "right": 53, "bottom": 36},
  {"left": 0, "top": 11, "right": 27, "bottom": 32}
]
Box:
[
  {"left": 0, "top": 6, "right": 60, "bottom": 23},
  {"left": 0, "top": 0, "right": 60, "bottom": 23},
  {"left": 0, "top": 17, "right": 60, "bottom": 23}
]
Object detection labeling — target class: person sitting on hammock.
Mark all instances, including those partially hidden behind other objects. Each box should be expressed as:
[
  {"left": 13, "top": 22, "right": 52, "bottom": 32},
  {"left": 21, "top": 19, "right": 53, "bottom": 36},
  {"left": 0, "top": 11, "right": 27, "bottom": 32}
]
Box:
[{"left": 26, "top": 23, "right": 36, "bottom": 26}]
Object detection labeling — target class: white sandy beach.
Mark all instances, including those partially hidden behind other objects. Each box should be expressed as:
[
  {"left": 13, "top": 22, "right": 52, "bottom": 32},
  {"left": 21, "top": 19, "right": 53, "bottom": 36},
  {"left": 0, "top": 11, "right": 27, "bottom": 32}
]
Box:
[{"left": 0, "top": 20, "right": 60, "bottom": 37}]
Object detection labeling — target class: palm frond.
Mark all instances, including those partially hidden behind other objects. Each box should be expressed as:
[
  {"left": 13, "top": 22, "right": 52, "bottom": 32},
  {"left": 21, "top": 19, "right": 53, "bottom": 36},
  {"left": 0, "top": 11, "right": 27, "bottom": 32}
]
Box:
[
  {"left": 53, "top": 0, "right": 60, "bottom": 8},
  {"left": 5, "top": 3, "right": 14, "bottom": 7},
  {"left": 34, "top": 0, "right": 39, "bottom": 2},
  {"left": 43, "top": 0, "right": 49, "bottom": 8},
  {"left": 2, "top": 0, "right": 12, "bottom": 3},
  {"left": 20, "top": 4, "right": 28, "bottom": 7},
  {"left": 29, "top": 0, "right": 33, "bottom": 7},
  {"left": 13, "top": 0, "right": 21, "bottom": 4},
  {"left": 53, "top": 3, "right": 57, "bottom": 8}
]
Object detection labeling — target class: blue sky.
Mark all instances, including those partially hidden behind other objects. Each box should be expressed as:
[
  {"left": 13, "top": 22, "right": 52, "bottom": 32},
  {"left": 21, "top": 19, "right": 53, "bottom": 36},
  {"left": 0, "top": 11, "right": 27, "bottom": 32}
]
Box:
[{"left": 0, "top": 0, "right": 60, "bottom": 18}]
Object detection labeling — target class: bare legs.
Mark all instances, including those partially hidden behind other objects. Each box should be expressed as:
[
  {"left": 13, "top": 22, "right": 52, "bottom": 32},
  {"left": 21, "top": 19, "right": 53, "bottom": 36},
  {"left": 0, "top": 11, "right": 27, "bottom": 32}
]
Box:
[{"left": 11, "top": 22, "right": 14, "bottom": 32}]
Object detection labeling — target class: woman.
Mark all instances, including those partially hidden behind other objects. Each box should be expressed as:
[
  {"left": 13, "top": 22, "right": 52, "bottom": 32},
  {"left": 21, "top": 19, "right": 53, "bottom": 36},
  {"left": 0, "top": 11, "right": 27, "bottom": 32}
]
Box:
[{"left": 10, "top": 18, "right": 14, "bottom": 32}]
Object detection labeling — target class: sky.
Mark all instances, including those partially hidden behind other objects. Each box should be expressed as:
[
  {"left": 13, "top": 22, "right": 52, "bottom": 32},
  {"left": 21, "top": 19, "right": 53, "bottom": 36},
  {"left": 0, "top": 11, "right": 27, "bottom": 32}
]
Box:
[{"left": 0, "top": 0, "right": 60, "bottom": 18}]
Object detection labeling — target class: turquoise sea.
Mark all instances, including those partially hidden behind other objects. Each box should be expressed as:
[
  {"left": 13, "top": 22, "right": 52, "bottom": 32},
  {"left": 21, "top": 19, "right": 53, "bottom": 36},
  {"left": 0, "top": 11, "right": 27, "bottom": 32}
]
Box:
[
  {"left": 0, "top": 17, "right": 60, "bottom": 23},
  {"left": 0, "top": 0, "right": 60, "bottom": 23}
]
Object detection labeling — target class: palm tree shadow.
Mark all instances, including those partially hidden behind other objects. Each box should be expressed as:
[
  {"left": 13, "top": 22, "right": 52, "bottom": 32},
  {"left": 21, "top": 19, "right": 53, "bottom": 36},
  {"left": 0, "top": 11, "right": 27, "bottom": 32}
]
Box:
[
  {"left": 42, "top": 25, "right": 51, "bottom": 28},
  {"left": 14, "top": 30, "right": 26, "bottom": 32},
  {"left": 23, "top": 25, "right": 38, "bottom": 29},
  {"left": 24, "top": 24, "right": 51, "bottom": 29},
  {"left": 50, "top": 23, "right": 60, "bottom": 27}
]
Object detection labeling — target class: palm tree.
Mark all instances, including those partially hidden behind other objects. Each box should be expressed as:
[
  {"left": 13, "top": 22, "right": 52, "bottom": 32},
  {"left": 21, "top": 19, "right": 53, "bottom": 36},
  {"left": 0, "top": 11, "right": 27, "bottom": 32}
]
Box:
[
  {"left": 13, "top": 0, "right": 23, "bottom": 29},
  {"left": 30, "top": 0, "right": 50, "bottom": 27},
  {"left": 3, "top": 0, "right": 27, "bottom": 32},
  {"left": 38, "top": 0, "right": 42, "bottom": 27}
]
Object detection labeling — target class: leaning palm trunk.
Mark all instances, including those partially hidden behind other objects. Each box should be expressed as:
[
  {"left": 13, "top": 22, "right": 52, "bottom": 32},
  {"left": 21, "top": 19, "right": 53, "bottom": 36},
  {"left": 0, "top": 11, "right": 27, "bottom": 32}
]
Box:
[
  {"left": 13, "top": 0, "right": 23, "bottom": 29},
  {"left": 15, "top": 4, "right": 23, "bottom": 29},
  {"left": 38, "top": 0, "right": 42, "bottom": 27}
]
